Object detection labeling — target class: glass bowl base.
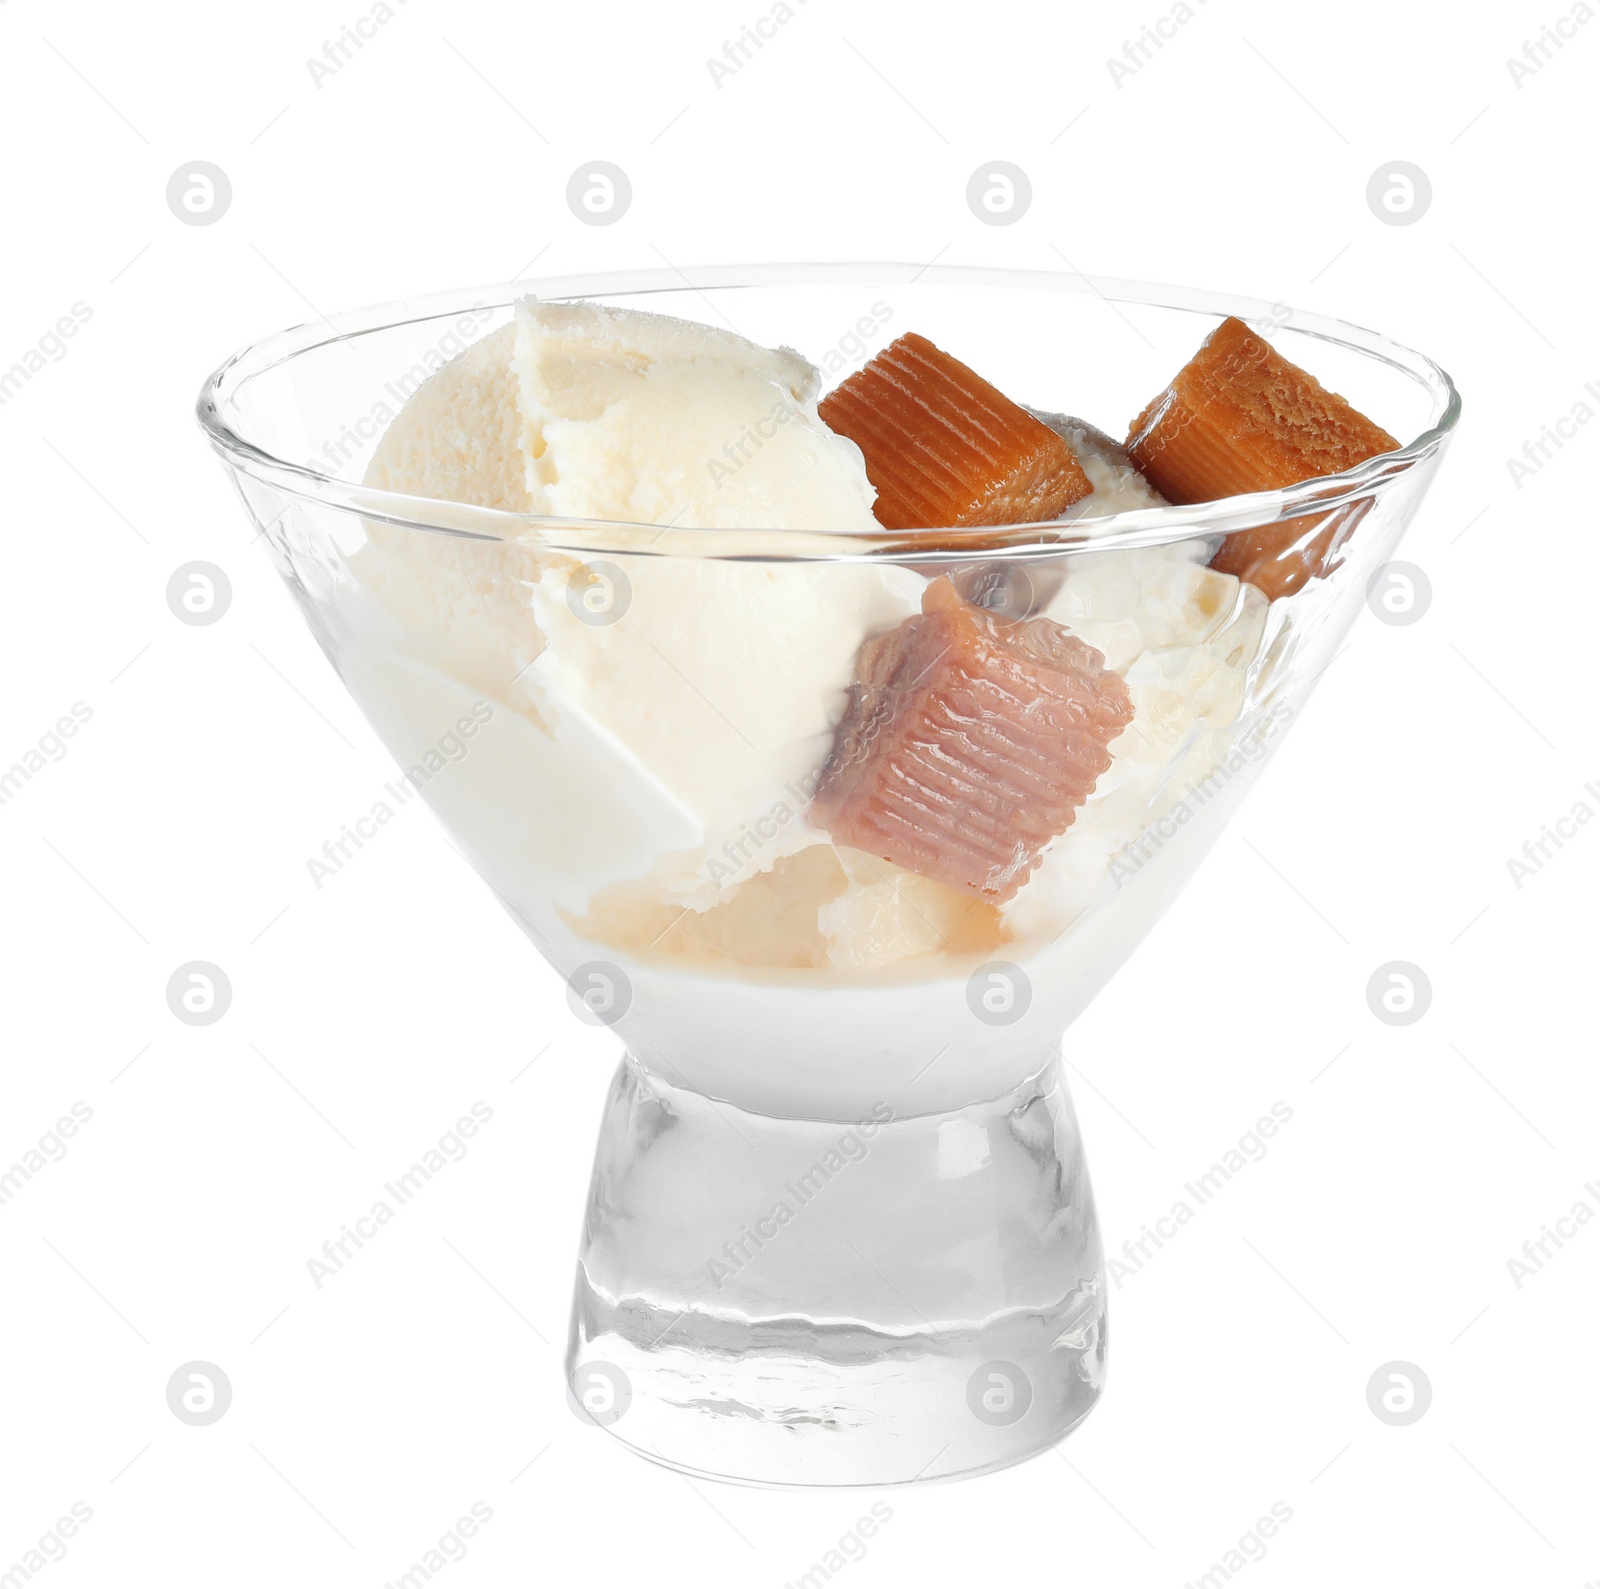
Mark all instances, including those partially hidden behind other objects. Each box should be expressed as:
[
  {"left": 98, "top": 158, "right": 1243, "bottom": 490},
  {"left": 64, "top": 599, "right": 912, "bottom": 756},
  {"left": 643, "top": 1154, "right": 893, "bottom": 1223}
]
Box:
[{"left": 565, "top": 1052, "right": 1107, "bottom": 1487}]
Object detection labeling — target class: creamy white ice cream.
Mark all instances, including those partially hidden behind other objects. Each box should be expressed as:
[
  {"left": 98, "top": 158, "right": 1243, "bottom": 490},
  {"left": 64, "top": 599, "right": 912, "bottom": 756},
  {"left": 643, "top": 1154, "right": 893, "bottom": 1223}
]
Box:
[
  {"left": 513, "top": 300, "right": 882, "bottom": 532},
  {"left": 525, "top": 556, "right": 923, "bottom": 885},
  {"left": 1032, "top": 411, "right": 1167, "bottom": 520},
  {"left": 366, "top": 322, "right": 529, "bottom": 513},
  {"left": 1004, "top": 544, "right": 1268, "bottom": 938},
  {"left": 359, "top": 323, "right": 549, "bottom": 719},
  {"left": 358, "top": 301, "right": 919, "bottom": 915},
  {"left": 352, "top": 303, "right": 1271, "bottom": 976}
]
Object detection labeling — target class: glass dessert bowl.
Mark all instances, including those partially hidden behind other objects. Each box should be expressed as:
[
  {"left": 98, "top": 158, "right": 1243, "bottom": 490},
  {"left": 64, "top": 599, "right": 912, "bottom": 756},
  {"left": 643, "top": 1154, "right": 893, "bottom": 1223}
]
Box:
[{"left": 198, "top": 265, "right": 1458, "bottom": 1488}]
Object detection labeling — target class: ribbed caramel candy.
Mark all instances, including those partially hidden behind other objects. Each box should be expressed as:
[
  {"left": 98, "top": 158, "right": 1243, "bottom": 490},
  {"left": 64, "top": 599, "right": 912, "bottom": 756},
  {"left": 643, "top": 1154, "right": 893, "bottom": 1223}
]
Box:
[
  {"left": 1127, "top": 316, "right": 1399, "bottom": 599},
  {"left": 819, "top": 333, "right": 1092, "bottom": 530},
  {"left": 811, "top": 578, "right": 1133, "bottom": 904}
]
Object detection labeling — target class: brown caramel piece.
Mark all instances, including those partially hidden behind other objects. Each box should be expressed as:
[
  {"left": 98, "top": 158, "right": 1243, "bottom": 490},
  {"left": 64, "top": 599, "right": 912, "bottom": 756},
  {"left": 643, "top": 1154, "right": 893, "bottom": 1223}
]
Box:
[
  {"left": 1207, "top": 499, "right": 1371, "bottom": 601},
  {"left": 811, "top": 578, "right": 1132, "bottom": 904},
  {"left": 567, "top": 846, "right": 1003, "bottom": 970},
  {"left": 819, "top": 333, "right": 1092, "bottom": 530},
  {"left": 1127, "top": 316, "right": 1399, "bottom": 599}
]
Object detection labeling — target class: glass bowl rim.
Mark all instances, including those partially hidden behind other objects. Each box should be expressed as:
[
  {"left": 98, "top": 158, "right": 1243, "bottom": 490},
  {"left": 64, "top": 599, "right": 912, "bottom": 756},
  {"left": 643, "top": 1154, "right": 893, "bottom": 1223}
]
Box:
[{"left": 195, "top": 261, "right": 1461, "bottom": 562}]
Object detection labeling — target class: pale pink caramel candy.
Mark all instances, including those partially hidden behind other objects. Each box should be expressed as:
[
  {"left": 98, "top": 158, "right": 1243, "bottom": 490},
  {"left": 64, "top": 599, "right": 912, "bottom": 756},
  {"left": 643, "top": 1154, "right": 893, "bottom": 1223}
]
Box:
[{"left": 811, "top": 578, "right": 1133, "bottom": 903}]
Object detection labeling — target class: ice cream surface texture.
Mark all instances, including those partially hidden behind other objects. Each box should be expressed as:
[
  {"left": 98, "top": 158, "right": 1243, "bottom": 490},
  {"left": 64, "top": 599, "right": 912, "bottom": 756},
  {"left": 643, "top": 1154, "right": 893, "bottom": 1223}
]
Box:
[
  {"left": 1032, "top": 412, "right": 1168, "bottom": 520},
  {"left": 366, "top": 323, "right": 529, "bottom": 513},
  {"left": 354, "top": 301, "right": 1278, "bottom": 976},
  {"left": 512, "top": 300, "right": 882, "bottom": 531}
]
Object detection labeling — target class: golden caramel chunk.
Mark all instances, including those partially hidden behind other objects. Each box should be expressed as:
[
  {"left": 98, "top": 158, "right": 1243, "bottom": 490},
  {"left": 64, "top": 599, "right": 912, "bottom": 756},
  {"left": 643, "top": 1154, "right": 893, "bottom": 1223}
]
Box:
[
  {"left": 811, "top": 578, "right": 1133, "bottom": 904},
  {"left": 572, "top": 848, "right": 847, "bottom": 970},
  {"left": 1127, "top": 316, "right": 1399, "bottom": 598},
  {"left": 1207, "top": 500, "right": 1372, "bottom": 601},
  {"left": 567, "top": 845, "right": 1003, "bottom": 970},
  {"left": 819, "top": 333, "right": 1092, "bottom": 530}
]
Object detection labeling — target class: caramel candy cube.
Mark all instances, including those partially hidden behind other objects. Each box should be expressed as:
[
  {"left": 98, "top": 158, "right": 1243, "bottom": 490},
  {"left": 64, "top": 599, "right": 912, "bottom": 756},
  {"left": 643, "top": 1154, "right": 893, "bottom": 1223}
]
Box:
[
  {"left": 819, "top": 333, "right": 1092, "bottom": 530},
  {"left": 1126, "top": 316, "right": 1400, "bottom": 599},
  {"left": 811, "top": 577, "right": 1133, "bottom": 904}
]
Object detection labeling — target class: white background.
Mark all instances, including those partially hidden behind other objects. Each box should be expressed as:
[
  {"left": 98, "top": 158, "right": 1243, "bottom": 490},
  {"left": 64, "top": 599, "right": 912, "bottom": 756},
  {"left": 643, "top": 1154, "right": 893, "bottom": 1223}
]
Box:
[{"left": 2, "top": 0, "right": 1597, "bottom": 1584}]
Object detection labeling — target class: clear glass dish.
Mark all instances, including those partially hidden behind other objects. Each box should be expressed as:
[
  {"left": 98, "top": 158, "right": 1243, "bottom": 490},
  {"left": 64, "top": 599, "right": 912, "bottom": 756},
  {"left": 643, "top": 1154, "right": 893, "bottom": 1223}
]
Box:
[{"left": 198, "top": 264, "right": 1459, "bottom": 1487}]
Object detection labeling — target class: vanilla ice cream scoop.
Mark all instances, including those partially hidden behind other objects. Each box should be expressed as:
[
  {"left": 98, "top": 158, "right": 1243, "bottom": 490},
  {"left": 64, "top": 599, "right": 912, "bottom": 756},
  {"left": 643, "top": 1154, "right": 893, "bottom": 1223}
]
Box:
[
  {"left": 356, "top": 300, "right": 918, "bottom": 913},
  {"left": 365, "top": 298, "right": 884, "bottom": 533},
  {"left": 514, "top": 299, "right": 881, "bottom": 531},
  {"left": 356, "top": 301, "right": 898, "bottom": 730}
]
